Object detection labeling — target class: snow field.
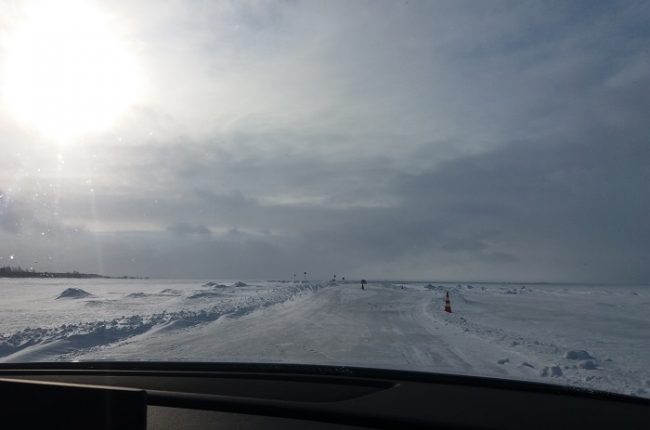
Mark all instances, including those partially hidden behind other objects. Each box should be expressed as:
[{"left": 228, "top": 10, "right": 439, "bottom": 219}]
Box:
[
  {"left": 418, "top": 283, "right": 650, "bottom": 397},
  {"left": 0, "top": 278, "right": 647, "bottom": 398}
]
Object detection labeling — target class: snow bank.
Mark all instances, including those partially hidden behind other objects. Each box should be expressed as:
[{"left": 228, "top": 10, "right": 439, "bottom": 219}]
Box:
[{"left": 0, "top": 281, "right": 325, "bottom": 362}]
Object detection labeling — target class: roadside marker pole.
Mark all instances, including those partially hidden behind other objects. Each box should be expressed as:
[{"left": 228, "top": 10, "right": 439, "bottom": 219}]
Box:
[{"left": 444, "top": 291, "right": 452, "bottom": 313}]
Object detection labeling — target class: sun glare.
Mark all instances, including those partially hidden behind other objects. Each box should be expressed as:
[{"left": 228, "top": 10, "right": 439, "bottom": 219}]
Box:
[{"left": 1, "top": 0, "right": 141, "bottom": 142}]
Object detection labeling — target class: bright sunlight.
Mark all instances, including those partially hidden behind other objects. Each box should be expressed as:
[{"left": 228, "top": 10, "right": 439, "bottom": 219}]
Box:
[{"left": 1, "top": 0, "right": 141, "bottom": 141}]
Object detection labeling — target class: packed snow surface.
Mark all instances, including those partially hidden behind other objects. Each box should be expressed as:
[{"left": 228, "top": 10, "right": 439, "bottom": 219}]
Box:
[{"left": 0, "top": 278, "right": 648, "bottom": 398}]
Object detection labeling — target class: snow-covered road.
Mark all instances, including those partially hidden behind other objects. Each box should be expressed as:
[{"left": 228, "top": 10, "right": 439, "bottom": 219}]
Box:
[
  {"left": 0, "top": 279, "right": 648, "bottom": 398},
  {"left": 80, "top": 283, "right": 489, "bottom": 372}
]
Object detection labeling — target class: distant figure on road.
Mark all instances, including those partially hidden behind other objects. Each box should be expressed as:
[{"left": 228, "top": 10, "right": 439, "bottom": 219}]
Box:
[{"left": 361, "top": 279, "right": 367, "bottom": 290}]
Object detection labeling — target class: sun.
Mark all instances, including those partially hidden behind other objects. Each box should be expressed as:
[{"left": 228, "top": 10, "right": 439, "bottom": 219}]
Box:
[{"left": 1, "top": 0, "right": 141, "bottom": 141}]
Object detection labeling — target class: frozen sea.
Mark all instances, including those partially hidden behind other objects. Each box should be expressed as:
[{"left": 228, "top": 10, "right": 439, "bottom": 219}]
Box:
[{"left": 0, "top": 278, "right": 648, "bottom": 398}]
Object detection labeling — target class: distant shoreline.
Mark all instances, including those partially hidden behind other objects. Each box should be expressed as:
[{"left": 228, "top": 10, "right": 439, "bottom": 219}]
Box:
[{"left": 0, "top": 267, "right": 147, "bottom": 279}]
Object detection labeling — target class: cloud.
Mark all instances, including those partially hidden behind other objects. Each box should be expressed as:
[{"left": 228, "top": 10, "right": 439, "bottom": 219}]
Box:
[
  {"left": 0, "top": 1, "right": 648, "bottom": 282},
  {"left": 167, "top": 222, "right": 212, "bottom": 236}
]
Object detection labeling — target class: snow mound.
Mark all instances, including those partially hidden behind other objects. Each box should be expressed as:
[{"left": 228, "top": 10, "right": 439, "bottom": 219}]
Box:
[
  {"left": 160, "top": 289, "right": 181, "bottom": 295},
  {"left": 232, "top": 282, "right": 248, "bottom": 287},
  {"left": 126, "top": 292, "right": 147, "bottom": 298},
  {"left": 204, "top": 282, "right": 229, "bottom": 288},
  {"left": 565, "top": 350, "right": 594, "bottom": 360},
  {"left": 202, "top": 281, "right": 229, "bottom": 288},
  {"left": 84, "top": 300, "right": 104, "bottom": 307},
  {"left": 56, "top": 288, "right": 93, "bottom": 299},
  {"left": 188, "top": 291, "right": 223, "bottom": 299}
]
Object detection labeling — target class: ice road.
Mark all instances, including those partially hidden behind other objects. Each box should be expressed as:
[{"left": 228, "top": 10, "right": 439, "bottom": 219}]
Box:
[{"left": 0, "top": 279, "right": 647, "bottom": 398}]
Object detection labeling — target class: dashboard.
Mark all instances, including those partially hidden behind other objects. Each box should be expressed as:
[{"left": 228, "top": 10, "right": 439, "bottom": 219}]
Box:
[{"left": 0, "top": 362, "right": 647, "bottom": 429}]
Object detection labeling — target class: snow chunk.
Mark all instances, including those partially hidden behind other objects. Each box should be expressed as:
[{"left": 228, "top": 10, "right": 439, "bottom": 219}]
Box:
[
  {"left": 579, "top": 360, "right": 599, "bottom": 370},
  {"left": 498, "top": 358, "right": 510, "bottom": 365},
  {"left": 56, "top": 288, "right": 92, "bottom": 299},
  {"left": 126, "top": 292, "right": 147, "bottom": 298},
  {"left": 541, "top": 366, "right": 563, "bottom": 377},
  {"left": 565, "top": 350, "right": 594, "bottom": 360},
  {"left": 232, "top": 282, "right": 248, "bottom": 287}
]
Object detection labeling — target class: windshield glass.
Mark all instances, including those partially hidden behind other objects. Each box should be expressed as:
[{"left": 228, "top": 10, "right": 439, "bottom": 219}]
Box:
[{"left": 0, "top": 0, "right": 648, "bottom": 399}]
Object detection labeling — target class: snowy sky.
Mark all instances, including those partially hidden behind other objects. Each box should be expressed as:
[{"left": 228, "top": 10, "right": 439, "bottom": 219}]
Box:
[{"left": 0, "top": 0, "right": 648, "bottom": 282}]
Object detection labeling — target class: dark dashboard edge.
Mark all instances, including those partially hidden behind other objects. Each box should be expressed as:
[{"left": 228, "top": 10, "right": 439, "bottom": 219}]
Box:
[{"left": 0, "top": 361, "right": 646, "bottom": 406}]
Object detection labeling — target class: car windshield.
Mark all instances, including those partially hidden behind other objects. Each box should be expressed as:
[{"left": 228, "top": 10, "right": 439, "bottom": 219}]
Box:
[{"left": 0, "top": 0, "right": 648, "bottom": 399}]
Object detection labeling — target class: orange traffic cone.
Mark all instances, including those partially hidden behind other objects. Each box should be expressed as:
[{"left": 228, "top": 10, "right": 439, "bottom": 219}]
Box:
[{"left": 444, "top": 291, "right": 452, "bottom": 313}]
